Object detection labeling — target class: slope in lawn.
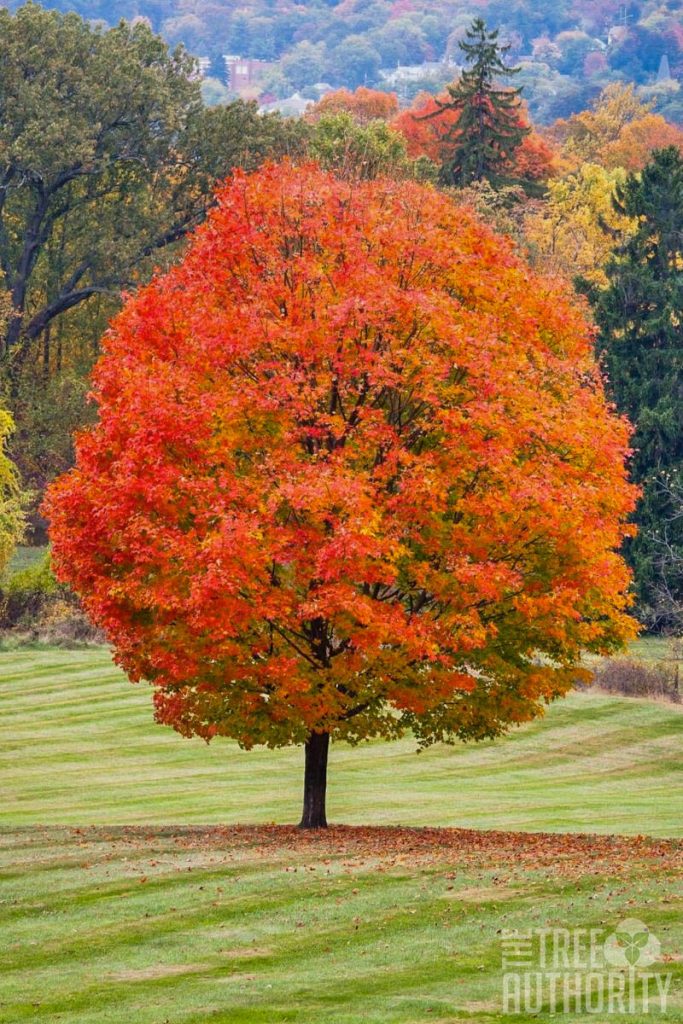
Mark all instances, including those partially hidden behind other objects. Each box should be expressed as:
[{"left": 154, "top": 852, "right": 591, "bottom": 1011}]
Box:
[
  {"left": 1, "top": 647, "right": 681, "bottom": 834},
  {"left": 1, "top": 825, "right": 681, "bottom": 1024}
]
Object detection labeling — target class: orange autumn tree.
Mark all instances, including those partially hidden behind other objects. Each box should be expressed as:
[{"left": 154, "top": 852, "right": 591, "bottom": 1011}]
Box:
[
  {"left": 550, "top": 84, "right": 683, "bottom": 174},
  {"left": 46, "top": 163, "right": 637, "bottom": 828},
  {"left": 392, "top": 91, "right": 459, "bottom": 163},
  {"left": 308, "top": 86, "right": 399, "bottom": 124},
  {"left": 601, "top": 115, "right": 683, "bottom": 172}
]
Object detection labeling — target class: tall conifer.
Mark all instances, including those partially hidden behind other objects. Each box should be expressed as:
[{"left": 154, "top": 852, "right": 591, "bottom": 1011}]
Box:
[
  {"left": 429, "top": 19, "right": 529, "bottom": 187},
  {"left": 592, "top": 146, "right": 683, "bottom": 625}
]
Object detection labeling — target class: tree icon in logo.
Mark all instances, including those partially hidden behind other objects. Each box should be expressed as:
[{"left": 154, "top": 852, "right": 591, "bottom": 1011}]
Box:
[{"left": 604, "top": 919, "right": 661, "bottom": 969}]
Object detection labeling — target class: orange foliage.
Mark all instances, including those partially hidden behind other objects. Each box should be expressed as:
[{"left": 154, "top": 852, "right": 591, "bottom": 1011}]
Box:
[
  {"left": 66, "top": 824, "right": 683, "bottom": 881},
  {"left": 549, "top": 84, "right": 683, "bottom": 174},
  {"left": 392, "top": 92, "right": 458, "bottom": 162},
  {"left": 46, "top": 162, "right": 636, "bottom": 754},
  {"left": 514, "top": 131, "right": 559, "bottom": 181},
  {"left": 602, "top": 114, "right": 683, "bottom": 171},
  {"left": 309, "top": 87, "right": 399, "bottom": 124}
]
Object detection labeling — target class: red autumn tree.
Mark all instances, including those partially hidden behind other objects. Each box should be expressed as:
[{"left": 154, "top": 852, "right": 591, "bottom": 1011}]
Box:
[
  {"left": 513, "top": 128, "right": 559, "bottom": 182},
  {"left": 308, "top": 86, "right": 399, "bottom": 124},
  {"left": 392, "top": 91, "right": 459, "bottom": 163},
  {"left": 46, "top": 162, "right": 637, "bottom": 828}
]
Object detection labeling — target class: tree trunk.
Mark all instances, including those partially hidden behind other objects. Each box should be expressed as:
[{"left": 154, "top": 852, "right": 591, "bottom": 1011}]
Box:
[{"left": 298, "top": 731, "right": 329, "bottom": 829}]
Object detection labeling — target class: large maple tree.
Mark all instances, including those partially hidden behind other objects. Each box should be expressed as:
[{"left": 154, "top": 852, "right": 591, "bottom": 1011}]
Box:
[{"left": 46, "top": 163, "right": 636, "bottom": 827}]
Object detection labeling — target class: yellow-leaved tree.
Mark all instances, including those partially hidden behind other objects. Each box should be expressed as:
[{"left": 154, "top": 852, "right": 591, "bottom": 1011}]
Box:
[
  {"left": 0, "top": 290, "right": 26, "bottom": 572},
  {"left": 550, "top": 84, "right": 651, "bottom": 170},
  {"left": 524, "top": 163, "right": 635, "bottom": 286},
  {"left": 0, "top": 406, "right": 25, "bottom": 572},
  {"left": 551, "top": 83, "right": 682, "bottom": 175}
]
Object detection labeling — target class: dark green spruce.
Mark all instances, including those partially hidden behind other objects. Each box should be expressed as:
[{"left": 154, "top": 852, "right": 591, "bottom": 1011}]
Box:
[
  {"left": 425, "top": 18, "right": 529, "bottom": 188},
  {"left": 589, "top": 146, "right": 683, "bottom": 628}
]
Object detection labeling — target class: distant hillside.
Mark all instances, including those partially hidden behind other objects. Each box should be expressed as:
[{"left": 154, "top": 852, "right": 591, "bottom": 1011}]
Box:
[{"left": 4, "top": 1, "right": 682, "bottom": 123}]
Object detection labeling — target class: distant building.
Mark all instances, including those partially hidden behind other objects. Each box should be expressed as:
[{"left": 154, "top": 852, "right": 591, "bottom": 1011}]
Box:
[
  {"left": 223, "top": 55, "right": 274, "bottom": 94},
  {"left": 309, "top": 82, "right": 335, "bottom": 100},
  {"left": 380, "top": 62, "right": 448, "bottom": 86},
  {"left": 607, "top": 24, "right": 629, "bottom": 47},
  {"left": 260, "top": 92, "right": 313, "bottom": 118},
  {"left": 195, "top": 57, "right": 211, "bottom": 79},
  {"left": 657, "top": 54, "right": 673, "bottom": 82}
]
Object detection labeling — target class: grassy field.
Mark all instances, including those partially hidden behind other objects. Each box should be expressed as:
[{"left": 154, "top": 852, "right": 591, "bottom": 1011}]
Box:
[
  {"left": 0, "top": 824, "right": 681, "bottom": 1024},
  {"left": 2, "top": 544, "right": 47, "bottom": 579},
  {"left": 1, "top": 647, "right": 682, "bottom": 1024},
  {"left": 1, "top": 646, "right": 682, "bottom": 833}
]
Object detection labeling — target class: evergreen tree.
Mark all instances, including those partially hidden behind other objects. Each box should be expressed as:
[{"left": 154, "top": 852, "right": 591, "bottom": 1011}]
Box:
[
  {"left": 425, "top": 19, "right": 529, "bottom": 187},
  {"left": 591, "top": 146, "right": 683, "bottom": 626}
]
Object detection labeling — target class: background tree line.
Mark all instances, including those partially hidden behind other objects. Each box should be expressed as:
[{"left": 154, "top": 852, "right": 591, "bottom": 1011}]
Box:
[
  {"left": 6, "top": 0, "right": 683, "bottom": 126},
  {"left": 0, "top": 2, "right": 682, "bottom": 635}
]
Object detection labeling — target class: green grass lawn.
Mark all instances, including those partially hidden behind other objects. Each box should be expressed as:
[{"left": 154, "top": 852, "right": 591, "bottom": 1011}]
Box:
[
  {"left": 1, "top": 825, "right": 681, "bottom": 1024},
  {"left": 2, "top": 544, "right": 47, "bottom": 580},
  {"left": 1, "top": 646, "right": 681, "bottom": 833},
  {"left": 1, "top": 647, "right": 682, "bottom": 1024}
]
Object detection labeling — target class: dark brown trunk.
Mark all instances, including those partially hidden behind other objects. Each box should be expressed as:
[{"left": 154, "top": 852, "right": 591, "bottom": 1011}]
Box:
[{"left": 298, "top": 731, "right": 329, "bottom": 828}]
